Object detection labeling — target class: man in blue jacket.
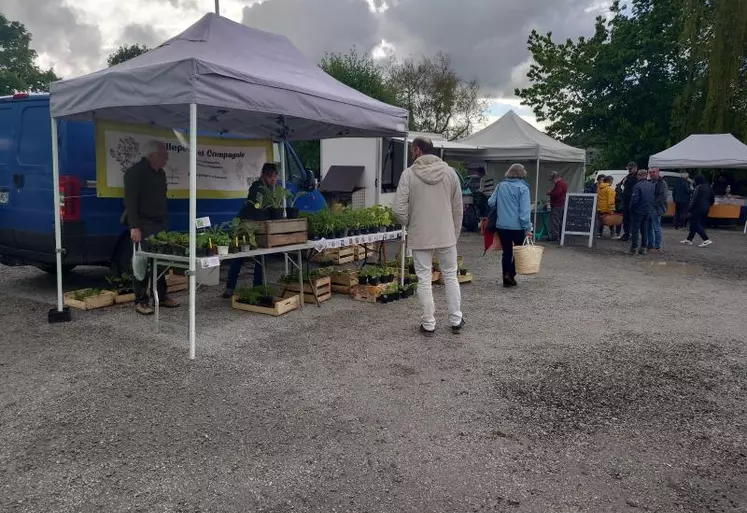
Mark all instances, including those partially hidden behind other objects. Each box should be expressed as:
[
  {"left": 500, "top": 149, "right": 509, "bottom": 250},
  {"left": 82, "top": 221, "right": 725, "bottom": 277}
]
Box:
[{"left": 629, "top": 169, "right": 655, "bottom": 255}]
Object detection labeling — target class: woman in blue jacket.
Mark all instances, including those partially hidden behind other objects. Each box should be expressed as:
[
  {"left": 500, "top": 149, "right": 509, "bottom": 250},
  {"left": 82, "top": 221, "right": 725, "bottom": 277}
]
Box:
[{"left": 488, "top": 164, "right": 534, "bottom": 287}]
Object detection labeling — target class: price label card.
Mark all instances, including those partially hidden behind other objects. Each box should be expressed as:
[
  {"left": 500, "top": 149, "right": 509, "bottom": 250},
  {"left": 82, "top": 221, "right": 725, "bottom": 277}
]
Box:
[
  {"left": 406, "top": 248, "right": 413, "bottom": 258},
  {"left": 342, "top": 237, "right": 351, "bottom": 247},
  {"left": 314, "top": 238, "right": 328, "bottom": 252},
  {"left": 201, "top": 256, "right": 220, "bottom": 268},
  {"left": 195, "top": 217, "right": 211, "bottom": 229}
]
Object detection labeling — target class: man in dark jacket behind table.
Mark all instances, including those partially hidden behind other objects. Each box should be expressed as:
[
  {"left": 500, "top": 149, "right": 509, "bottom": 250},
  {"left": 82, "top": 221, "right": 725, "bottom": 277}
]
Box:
[
  {"left": 222, "top": 163, "right": 279, "bottom": 298},
  {"left": 629, "top": 169, "right": 655, "bottom": 255},
  {"left": 619, "top": 161, "right": 638, "bottom": 241},
  {"left": 124, "top": 140, "right": 181, "bottom": 315}
]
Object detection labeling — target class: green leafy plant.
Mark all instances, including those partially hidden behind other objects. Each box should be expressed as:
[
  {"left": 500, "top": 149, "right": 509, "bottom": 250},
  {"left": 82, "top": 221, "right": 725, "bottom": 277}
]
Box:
[
  {"left": 212, "top": 231, "right": 231, "bottom": 247},
  {"left": 260, "top": 186, "right": 292, "bottom": 209},
  {"left": 72, "top": 288, "right": 102, "bottom": 301},
  {"left": 288, "top": 191, "right": 308, "bottom": 208}
]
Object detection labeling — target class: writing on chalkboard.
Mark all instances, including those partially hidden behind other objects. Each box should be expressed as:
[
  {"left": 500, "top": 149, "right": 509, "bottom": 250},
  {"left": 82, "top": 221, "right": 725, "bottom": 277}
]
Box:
[{"left": 561, "top": 193, "right": 598, "bottom": 248}]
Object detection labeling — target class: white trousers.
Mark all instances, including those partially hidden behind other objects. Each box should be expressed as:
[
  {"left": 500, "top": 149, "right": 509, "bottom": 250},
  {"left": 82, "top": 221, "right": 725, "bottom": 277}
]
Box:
[{"left": 412, "top": 246, "right": 463, "bottom": 331}]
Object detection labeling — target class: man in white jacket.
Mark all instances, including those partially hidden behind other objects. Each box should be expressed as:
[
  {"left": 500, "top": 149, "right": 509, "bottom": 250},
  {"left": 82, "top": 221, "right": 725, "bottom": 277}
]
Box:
[{"left": 394, "top": 137, "right": 464, "bottom": 336}]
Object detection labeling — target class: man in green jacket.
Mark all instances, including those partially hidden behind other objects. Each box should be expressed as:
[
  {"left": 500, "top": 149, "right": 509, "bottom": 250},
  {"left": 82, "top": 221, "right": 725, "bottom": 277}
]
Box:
[{"left": 124, "top": 140, "right": 180, "bottom": 315}]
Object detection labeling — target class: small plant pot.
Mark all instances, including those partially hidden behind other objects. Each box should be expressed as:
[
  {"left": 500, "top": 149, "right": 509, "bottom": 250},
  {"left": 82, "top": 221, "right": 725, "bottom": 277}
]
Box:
[
  {"left": 378, "top": 226, "right": 387, "bottom": 233},
  {"left": 459, "top": 269, "right": 468, "bottom": 276},
  {"left": 286, "top": 207, "right": 299, "bottom": 219},
  {"left": 386, "top": 274, "right": 395, "bottom": 283},
  {"left": 217, "top": 245, "right": 229, "bottom": 256},
  {"left": 387, "top": 225, "right": 396, "bottom": 232},
  {"left": 196, "top": 247, "right": 209, "bottom": 257},
  {"left": 250, "top": 209, "right": 271, "bottom": 221},
  {"left": 241, "top": 245, "right": 253, "bottom": 252},
  {"left": 358, "top": 275, "right": 369, "bottom": 285},
  {"left": 334, "top": 229, "right": 345, "bottom": 239},
  {"left": 380, "top": 294, "right": 390, "bottom": 304},
  {"left": 408, "top": 265, "right": 416, "bottom": 274},
  {"left": 404, "top": 276, "right": 412, "bottom": 285},
  {"left": 258, "top": 296, "right": 275, "bottom": 308},
  {"left": 140, "top": 240, "right": 150, "bottom": 252},
  {"left": 229, "top": 245, "right": 241, "bottom": 254},
  {"left": 368, "top": 277, "right": 380, "bottom": 286},
  {"left": 349, "top": 229, "right": 359, "bottom": 236},
  {"left": 269, "top": 207, "right": 285, "bottom": 220},
  {"left": 395, "top": 224, "right": 402, "bottom": 230}
]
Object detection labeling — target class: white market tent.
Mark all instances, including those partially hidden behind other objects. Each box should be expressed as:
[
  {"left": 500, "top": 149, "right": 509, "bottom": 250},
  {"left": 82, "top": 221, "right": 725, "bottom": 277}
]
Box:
[
  {"left": 453, "top": 110, "right": 586, "bottom": 225},
  {"left": 394, "top": 131, "right": 481, "bottom": 151},
  {"left": 648, "top": 133, "right": 747, "bottom": 169},
  {"left": 48, "top": 13, "right": 409, "bottom": 358}
]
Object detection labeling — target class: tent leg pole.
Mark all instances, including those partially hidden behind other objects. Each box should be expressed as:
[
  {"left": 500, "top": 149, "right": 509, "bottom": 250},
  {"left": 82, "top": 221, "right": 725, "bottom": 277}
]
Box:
[
  {"left": 50, "top": 116, "right": 67, "bottom": 317},
  {"left": 280, "top": 141, "right": 289, "bottom": 274},
  {"left": 188, "top": 103, "right": 197, "bottom": 360},
  {"left": 534, "top": 156, "right": 540, "bottom": 232}
]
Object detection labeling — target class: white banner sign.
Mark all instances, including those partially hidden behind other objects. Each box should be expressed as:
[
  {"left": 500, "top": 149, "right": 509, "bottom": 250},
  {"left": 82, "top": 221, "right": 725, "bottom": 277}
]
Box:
[{"left": 96, "top": 121, "right": 273, "bottom": 199}]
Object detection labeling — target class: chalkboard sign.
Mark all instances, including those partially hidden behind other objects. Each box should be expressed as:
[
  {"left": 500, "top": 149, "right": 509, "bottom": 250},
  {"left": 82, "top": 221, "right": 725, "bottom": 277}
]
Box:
[{"left": 560, "top": 193, "right": 598, "bottom": 248}]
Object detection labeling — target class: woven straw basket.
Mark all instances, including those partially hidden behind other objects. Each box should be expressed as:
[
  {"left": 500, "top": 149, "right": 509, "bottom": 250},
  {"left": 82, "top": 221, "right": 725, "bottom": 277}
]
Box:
[{"left": 513, "top": 238, "right": 544, "bottom": 275}]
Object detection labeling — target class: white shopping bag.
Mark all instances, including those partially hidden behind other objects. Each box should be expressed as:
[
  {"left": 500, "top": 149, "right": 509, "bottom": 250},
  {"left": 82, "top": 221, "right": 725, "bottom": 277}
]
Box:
[{"left": 132, "top": 243, "right": 148, "bottom": 281}]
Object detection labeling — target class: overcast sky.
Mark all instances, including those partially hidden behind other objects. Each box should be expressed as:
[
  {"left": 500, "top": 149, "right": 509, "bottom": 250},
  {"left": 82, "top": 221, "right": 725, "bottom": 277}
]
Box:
[{"left": 1, "top": 0, "right": 611, "bottom": 130}]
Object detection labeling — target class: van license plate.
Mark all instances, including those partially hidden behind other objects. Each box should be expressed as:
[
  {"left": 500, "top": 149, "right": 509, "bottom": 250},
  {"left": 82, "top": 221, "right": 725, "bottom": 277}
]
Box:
[{"left": 0, "top": 191, "right": 8, "bottom": 204}]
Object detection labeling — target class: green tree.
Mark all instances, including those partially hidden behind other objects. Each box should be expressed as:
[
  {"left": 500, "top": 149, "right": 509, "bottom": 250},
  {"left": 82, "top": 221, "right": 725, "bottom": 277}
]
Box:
[
  {"left": 0, "top": 14, "right": 59, "bottom": 94},
  {"left": 107, "top": 44, "right": 149, "bottom": 67},
  {"left": 516, "top": 0, "right": 686, "bottom": 168},
  {"left": 293, "top": 48, "right": 399, "bottom": 171},
  {"left": 387, "top": 52, "right": 487, "bottom": 140}
]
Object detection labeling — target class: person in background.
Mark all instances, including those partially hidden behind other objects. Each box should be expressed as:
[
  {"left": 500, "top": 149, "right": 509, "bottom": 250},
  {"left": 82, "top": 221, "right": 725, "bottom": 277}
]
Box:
[
  {"left": 712, "top": 175, "right": 729, "bottom": 196},
  {"left": 546, "top": 171, "right": 568, "bottom": 242},
  {"left": 672, "top": 172, "right": 693, "bottom": 229},
  {"left": 222, "top": 163, "right": 278, "bottom": 298},
  {"left": 587, "top": 174, "right": 605, "bottom": 194},
  {"left": 647, "top": 168, "right": 668, "bottom": 252},
  {"left": 618, "top": 161, "right": 638, "bottom": 241},
  {"left": 124, "top": 140, "right": 181, "bottom": 315},
  {"left": 597, "top": 175, "right": 616, "bottom": 237},
  {"left": 394, "top": 136, "right": 464, "bottom": 336},
  {"left": 682, "top": 175, "right": 714, "bottom": 247},
  {"left": 489, "top": 163, "right": 534, "bottom": 287},
  {"left": 478, "top": 167, "right": 495, "bottom": 196},
  {"left": 613, "top": 179, "right": 624, "bottom": 237},
  {"left": 629, "top": 169, "right": 654, "bottom": 255}
]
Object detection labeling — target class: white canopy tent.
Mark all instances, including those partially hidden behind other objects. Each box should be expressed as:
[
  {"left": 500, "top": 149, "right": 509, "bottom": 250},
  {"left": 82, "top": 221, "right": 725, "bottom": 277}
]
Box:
[
  {"left": 452, "top": 110, "right": 586, "bottom": 226},
  {"left": 648, "top": 134, "right": 747, "bottom": 169},
  {"left": 48, "top": 13, "right": 408, "bottom": 358}
]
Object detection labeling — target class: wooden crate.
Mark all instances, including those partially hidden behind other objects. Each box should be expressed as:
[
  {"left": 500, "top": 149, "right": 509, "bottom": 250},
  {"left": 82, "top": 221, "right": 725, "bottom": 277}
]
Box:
[
  {"left": 354, "top": 244, "right": 376, "bottom": 261},
  {"left": 166, "top": 272, "right": 188, "bottom": 294},
  {"left": 113, "top": 292, "right": 136, "bottom": 304},
  {"left": 64, "top": 289, "right": 117, "bottom": 310},
  {"left": 283, "top": 276, "right": 332, "bottom": 304},
  {"left": 330, "top": 270, "right": 358, "bottom": 294},
  {"left": 254, "top": 219, "right": 308, "bottom": 248},
  {"left": 436, "top": 272, "right": 473, "bottom": 285},
  {"left": 231, "top": 294, "right": 300, "bottom": 316},
  {"left": 352, "top": 283, "right": 387, "bottom": 303},
  {"left": 314, "top": 246, "right": 355, "bottom": 265}
]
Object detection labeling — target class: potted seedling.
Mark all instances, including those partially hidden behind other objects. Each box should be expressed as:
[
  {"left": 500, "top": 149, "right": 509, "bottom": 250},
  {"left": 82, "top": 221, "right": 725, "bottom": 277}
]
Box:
[
  {"left": 459, "top": 265, "right": 468, "bottom": 276},
  {"left": 261, "top": 186, "right": 289, "bottom": 220},
  {"left": 213, "top": 231, "right": 231, "bottom": 256},
  {"left": 286, "top": 191, "right": 307, "bottom": 219},
  {"left": 106, "top": 273, "right": 135, "bottom": 303}
]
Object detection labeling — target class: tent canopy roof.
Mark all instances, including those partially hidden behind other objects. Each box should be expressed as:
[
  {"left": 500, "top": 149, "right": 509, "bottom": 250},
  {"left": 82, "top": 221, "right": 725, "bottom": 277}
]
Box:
[
  {"left": 648, "top": 134, "right": 747, "bottom": 169},
  {"left": 392, "top": 131, "right": 480, "bottom": 151},
  {"left": 49, "top": 13, "right": 408, "bottom": 141},
  {"left": 456, "top": 110, "right": 585, "bottom": 163}
]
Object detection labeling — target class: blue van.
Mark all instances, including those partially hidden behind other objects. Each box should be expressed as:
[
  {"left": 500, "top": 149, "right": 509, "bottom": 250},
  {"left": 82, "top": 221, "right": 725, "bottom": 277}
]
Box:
[{"left": 0, "top": 94, "right": 325, "bottom": 274}]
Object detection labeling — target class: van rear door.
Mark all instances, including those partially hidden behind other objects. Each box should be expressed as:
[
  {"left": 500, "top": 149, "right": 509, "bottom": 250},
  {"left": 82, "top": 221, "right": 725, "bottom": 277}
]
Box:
[{"left": 0, "top": 103, "right": 17, "bottom": 255}]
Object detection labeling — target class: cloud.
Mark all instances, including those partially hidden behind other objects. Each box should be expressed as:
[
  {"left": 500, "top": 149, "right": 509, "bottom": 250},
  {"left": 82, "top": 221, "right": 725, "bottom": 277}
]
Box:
[
  {"left": 0, "top": 0, "right": 104, "bottom": 77},
  {"left": 241, "top": 0, "right": 381, "bottom": 61},
  {"left": 378, "top": 0, "right": 606, "bottom": 97},
  {"left": 119, "top": 24, "right": 169, "bottom": 49}
]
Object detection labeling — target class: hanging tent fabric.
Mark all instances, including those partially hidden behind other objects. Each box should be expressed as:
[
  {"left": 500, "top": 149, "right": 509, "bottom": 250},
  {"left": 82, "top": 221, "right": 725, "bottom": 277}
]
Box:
[
  {"left": 648, "top": 134, "right": 747, "bottom": 169},
  {"left": 49, "top": 13, "right": 409, "bottom": 358},
  {"left": 451, "top": 110, "right": 586, "bottom": 227}
]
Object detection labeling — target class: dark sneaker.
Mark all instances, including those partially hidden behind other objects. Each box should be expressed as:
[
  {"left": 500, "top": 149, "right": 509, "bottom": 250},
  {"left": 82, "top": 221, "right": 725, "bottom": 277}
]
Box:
[
  {"left": 419, "top": 325, "right": 435, "bottom": 337},
  {"left": 630, "top": 247, "right": 638, "bottom": 255},
  {"left": 638, "top": 248, "right": 648, "bottom": 255},
  {"left": 222, "top": 289, "right": 234, "bottom": 299},
  {"left": 161, "top": 298, "right": 181, "bottom": 308},
  {"left": 451, "top": 319, "right": 465, "bottom": 334},
  {"left": 135, "top": 303, "right": 154, "bottom": 315}
]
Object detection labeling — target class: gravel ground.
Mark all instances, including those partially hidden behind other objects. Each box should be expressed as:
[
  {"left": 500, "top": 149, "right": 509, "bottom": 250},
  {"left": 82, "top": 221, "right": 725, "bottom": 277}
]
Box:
[{"left": 1, "top": 226, "right": 746, "bottom": 513}]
